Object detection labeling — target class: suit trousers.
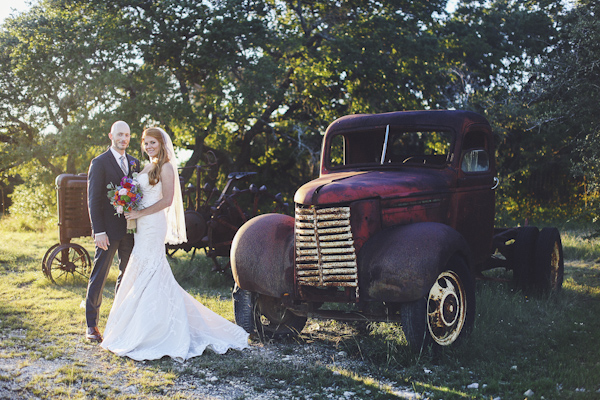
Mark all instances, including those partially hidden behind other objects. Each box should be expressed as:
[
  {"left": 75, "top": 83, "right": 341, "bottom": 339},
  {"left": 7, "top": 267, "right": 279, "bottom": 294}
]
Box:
[{"left": 85, "top": 233, "right": 134, "bottom": 328}]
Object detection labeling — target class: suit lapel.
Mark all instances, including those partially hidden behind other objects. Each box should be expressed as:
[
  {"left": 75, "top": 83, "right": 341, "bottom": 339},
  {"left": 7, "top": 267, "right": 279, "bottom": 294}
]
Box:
[
  {"left": 104, "top": 149, "right": 125, "bottom": 181},
  {"left": 105, "top": 148, "right": 138, "bottom": 179}
]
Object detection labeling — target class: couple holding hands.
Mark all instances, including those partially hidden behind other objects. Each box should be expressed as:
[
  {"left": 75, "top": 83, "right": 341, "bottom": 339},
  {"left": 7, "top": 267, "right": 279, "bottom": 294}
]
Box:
[{"left": 85, "top": 121, "right": 249, "bottom": 362}]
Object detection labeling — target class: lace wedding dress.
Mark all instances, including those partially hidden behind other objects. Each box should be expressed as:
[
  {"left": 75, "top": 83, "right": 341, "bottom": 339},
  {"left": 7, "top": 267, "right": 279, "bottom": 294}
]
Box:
[{"left": 101, "top": 173, "right": 249, "bottom": 361}]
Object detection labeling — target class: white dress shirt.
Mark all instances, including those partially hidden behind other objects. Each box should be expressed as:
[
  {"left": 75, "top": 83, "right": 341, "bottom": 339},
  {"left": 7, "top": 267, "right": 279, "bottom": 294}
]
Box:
[{"left": 110, "top": 147, "right": 128, "bottom": 175}]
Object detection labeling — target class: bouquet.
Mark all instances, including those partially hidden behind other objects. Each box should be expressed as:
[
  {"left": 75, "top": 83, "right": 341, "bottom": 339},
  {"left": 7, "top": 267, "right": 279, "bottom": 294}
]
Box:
[{"left": 107, "top": 173, "right": 143, "bottom": 233}]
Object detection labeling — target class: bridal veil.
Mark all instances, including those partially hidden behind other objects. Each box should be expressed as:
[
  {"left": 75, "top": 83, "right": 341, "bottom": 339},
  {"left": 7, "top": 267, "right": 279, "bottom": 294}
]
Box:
[{"left": 156, "top": 127, "right": 187, "bottom": 245}]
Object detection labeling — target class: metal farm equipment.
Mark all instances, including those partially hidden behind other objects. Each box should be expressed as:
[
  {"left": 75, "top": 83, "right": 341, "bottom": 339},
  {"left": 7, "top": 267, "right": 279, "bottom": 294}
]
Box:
[
  {"left": 43, "top": 156, "right": 288, "bottom": 283},
  {"left": 169, "top": 157, "right": 289, "bottom": 271},
  {"left": 42, "top": 174, "right": 93, "bottom": 284}
]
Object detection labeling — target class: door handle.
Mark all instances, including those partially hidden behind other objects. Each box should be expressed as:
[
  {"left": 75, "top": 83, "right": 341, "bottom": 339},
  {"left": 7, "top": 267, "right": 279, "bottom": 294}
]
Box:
[{"left": 492, "top": 177, "right": 499, "bottom": 190}]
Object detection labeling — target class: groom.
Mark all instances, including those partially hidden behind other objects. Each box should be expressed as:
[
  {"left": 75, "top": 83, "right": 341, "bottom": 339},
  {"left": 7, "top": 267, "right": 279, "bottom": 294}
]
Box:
[{"left": 85, "top": 120, "right": 140, "bottom": 342}]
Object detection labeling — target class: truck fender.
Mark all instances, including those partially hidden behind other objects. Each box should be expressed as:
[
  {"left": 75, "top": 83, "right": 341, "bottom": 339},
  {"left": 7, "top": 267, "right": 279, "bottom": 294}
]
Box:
[
  {"left": 357, "top": 222, "right": 472, "bottom": 302},
  {"left": 230, "top": 213, "right": 295, "bottom": 298}
]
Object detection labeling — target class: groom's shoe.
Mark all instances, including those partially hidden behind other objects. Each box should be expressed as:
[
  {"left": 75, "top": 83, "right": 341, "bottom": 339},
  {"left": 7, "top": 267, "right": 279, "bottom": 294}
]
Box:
[{"left": 86, "top": 327, "right": 103, "bottom": 343}]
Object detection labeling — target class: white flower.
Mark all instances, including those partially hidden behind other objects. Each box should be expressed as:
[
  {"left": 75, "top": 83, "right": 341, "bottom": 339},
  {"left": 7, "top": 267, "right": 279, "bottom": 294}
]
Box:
[
  {"left": 118, "top": 188, "right": 128, "bottom": 196},
  {"left": 116, "top": 205, "right": 124, "bottom": 214}
]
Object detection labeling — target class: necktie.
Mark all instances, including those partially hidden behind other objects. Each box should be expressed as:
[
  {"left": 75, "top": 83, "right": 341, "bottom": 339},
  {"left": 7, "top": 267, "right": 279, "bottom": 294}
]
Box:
[{"left": 120, "top": 155, "right": 128, "bottom": 175}]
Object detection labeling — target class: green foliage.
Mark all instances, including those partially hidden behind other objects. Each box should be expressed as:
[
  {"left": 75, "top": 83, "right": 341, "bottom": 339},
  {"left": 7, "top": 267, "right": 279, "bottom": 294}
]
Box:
[
  {"left": 445, "top": 2, "right": 584, "bottom": 225},
  {"left": 84, "top": 0, "right": 464, "bottom": 198},
  {"left": 0, "top": 0, "right": 170, "bottom": 212},
  {"left": 521, "top": 0, "right": 600, "bottom": 229},
  {"left": 8, "top": 171, "right": 57, "bottom": 222},
  {"left": 0, "top": 0, "right": 596, "bottom": 224}
]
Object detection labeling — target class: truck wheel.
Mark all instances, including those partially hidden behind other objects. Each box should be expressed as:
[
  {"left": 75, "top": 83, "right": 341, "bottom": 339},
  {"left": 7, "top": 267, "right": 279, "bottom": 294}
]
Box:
[
  {"left": 253, "top": 294, "right": 307, "bottom": 340},
  {"left": 233, "top": 284, "right": 255, "bottom": 334},
  {"left": 400, "top": 255, "right": 475, "bottom": 350},
  {"left": 533, "top": 227, "right": 564, "bottom": 294},
  {"left": 512, "top": 226, "right": 539, "bottom": 292}
]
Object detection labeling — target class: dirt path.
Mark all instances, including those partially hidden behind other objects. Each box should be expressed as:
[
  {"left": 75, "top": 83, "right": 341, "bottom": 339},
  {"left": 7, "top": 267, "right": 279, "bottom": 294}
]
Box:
[{"left": 0, "top": 327, "right": 422, "bottom": 400}]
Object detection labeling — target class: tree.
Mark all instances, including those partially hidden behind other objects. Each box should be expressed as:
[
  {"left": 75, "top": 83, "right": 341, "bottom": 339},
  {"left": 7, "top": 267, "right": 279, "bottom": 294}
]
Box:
[
  {"left": 2, "top": 0, "right": 584, "bottom": 224},
  {"left": 524, "top": 0, "right": 600, "bottom": 222},
  {"left": 440, "top": 0, "right": 582, "bottom": 224},
  {"left": 0, "top": 0, "right": 171, "bottom": 216},
  {"left": 442, "top": 0, "right": 561, "bottom": 105},
  {"left": 87, "top": 0, "right": 457, "bottom": 195}
]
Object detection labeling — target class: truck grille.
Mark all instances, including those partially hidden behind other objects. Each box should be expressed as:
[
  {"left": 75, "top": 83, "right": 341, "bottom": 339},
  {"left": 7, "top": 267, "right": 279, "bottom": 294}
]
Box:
[{"left": 295, "top": 205, "right": 358, "bottom": 288}]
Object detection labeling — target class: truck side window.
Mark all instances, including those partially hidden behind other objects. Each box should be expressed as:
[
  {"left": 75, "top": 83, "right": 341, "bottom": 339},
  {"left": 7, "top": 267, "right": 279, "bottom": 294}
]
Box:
[
  {"left": 461, "top": 149, "right": 489, "bottom": 172},
  {"left": 329, "top": 134, "right": 345, "bottom": 167}
]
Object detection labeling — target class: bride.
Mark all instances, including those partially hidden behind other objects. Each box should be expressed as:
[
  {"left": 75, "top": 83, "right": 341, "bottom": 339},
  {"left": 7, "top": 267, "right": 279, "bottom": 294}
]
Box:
[{"left": 100, "top": 127, "right": 249, "bottom": 361}]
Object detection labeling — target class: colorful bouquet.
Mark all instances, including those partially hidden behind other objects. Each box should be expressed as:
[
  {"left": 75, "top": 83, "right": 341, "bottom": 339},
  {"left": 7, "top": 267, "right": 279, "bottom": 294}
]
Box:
[{"left": 107, "top": 173, "right": 143, "bottom": 233}]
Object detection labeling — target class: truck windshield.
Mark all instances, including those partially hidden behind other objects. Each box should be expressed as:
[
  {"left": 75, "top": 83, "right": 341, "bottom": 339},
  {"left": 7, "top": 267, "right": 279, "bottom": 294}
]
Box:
[{"left": 328, "top": 128, "right": 454, "bottom": 168}]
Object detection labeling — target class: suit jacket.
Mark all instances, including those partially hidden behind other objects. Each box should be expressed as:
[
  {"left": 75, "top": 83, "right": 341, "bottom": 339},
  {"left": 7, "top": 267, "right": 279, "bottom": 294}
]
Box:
[{"left": 87, "top": 148, "right": 141, "bottom": 242}]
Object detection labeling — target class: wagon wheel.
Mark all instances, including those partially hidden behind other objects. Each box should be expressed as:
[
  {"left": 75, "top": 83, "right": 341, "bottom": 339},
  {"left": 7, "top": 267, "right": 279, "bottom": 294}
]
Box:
[
  {"left": 42, "top": 243, "right": 60, "bottom": 277},
  {"left": 45, "top": 243, "right": 92, "bottom": 284}
]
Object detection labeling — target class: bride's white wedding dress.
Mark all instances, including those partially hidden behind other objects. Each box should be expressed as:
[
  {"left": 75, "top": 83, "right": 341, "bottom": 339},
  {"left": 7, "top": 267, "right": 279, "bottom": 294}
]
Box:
[{"left": 101, "top": 173, "right": 249, "bottom": 361}]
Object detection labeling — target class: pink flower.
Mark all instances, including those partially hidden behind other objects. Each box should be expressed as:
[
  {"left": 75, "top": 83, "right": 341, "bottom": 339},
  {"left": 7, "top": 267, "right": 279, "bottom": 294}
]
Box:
[
  {"left": 118, "top": 188, "right": 128, "bottom": 196},
  {"left": 116, "top": 205, "right": 124, "bottom": 214}
]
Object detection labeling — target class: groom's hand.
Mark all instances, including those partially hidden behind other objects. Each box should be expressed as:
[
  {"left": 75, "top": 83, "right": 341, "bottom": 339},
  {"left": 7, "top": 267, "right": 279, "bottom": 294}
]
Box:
[{"left": 94, "top": 233, "right": 110, "bottom": 251}]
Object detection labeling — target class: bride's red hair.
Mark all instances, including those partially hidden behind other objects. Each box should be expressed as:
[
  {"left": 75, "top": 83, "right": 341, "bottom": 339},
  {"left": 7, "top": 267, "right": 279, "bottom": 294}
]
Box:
[{"left": 141, "top": 128, "right": 171, "bottom": 185}]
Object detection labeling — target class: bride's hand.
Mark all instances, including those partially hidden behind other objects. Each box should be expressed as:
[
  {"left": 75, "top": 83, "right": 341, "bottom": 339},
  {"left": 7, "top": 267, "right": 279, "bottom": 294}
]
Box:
[{"left": 125, "top": 210, "right": 140, "bottom": 220}]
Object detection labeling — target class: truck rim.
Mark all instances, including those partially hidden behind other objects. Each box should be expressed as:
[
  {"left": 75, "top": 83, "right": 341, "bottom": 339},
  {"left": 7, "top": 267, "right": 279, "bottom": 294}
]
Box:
[
  {"left": 549, "top": 241, "right": 561, "bottom": 289},
  {"left": 534, "top": 227, "right": 564, "bottom": 293},
  {"left": 427, "top": 270, "right": 466, "bottom": 346}
]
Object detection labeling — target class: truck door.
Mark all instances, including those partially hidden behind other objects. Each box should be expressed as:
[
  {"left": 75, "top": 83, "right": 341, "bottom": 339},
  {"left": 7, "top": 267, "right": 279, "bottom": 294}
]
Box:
[{"left": 452, "top": 129, "right": 496, "bottom": 265}]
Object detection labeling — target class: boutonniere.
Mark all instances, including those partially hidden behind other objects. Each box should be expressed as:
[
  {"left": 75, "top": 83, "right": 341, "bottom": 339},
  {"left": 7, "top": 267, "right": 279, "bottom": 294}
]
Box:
[{"left": 129, "top": 160, "right": 137, "bottom": 170}]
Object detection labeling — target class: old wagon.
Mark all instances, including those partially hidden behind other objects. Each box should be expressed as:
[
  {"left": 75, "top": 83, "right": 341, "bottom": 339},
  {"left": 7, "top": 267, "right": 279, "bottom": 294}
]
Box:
[
  {"left": 168, "top": 163, "right": 289, "bottom": 271},
  {"left": 42, "top": 174, "right": 93, "bottom": 284}
]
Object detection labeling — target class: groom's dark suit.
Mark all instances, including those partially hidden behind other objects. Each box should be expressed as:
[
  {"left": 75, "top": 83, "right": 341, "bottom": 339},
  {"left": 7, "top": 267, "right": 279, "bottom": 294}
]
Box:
[{"left": 86, "top": 148, "right": 140, "bottom": 329}]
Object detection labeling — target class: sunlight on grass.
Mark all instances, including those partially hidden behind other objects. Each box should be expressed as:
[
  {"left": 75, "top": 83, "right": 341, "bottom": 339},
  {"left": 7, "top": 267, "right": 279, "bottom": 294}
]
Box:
[
  {"left": 562, "top": 230, "right": 600, "bottom": 260},
  {"left": 328, "top": 366, "right": 404, "bottom": 397},
  {"left": 564, "top": 276, "right": 600, "bottom": 297},
  {"left": 327, "top": 365, "right": 471, "bottom": 399},
  {"left": 135, "top": 369, "right": 176, "bottom": 394}
]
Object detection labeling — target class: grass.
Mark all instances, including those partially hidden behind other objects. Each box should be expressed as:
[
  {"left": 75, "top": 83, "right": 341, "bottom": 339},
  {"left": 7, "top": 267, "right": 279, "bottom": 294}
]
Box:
[{"left": 1, "top": 214, "right": 600, "bottom": 399}]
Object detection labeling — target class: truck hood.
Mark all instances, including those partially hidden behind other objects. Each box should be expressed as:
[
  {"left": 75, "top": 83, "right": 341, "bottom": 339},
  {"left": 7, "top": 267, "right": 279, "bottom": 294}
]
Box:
[{"left": 294, "top": 169, "right": 453, "bottom": 206}]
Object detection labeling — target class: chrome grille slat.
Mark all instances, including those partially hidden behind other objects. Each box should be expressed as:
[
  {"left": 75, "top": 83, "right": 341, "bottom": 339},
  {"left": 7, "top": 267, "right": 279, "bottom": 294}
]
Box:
[
  {"left": 297, "top": 261, "right": 358, "bottom": 269},
  {"left": 295, "top": 204, "right": 358, "bottom": 289},
  {"left": 297, "top": 268, "right": 358, "bottom": 275}
]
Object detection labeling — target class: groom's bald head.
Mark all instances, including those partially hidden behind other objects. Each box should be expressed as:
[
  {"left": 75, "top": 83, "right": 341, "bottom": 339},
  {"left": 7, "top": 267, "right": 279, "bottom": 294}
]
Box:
[
  {"left": 110, "top": 120, "right": 130, "bottom": 135},
  {"left": 109, "top": 120, "right": 131, "bottom": 154}
]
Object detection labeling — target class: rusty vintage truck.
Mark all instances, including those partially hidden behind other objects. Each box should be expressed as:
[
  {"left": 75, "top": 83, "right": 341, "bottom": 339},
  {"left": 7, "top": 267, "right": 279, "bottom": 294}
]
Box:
[{"left": 230, "top": 110, "right": 564, "bottom": 350}]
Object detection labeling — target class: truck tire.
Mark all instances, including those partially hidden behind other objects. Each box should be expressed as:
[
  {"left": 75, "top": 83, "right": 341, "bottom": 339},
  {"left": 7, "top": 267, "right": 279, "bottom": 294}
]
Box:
[
  {"left": 400, "top": 254, "right": 475, "bottom": 350},
  {"left": 533, "top": 227, "right": 564, "bottom": 294},
  {"left": 512, "top": 226, "right": 539, "bottom": 292},
  {"left": 253, "top": 294, "right": 307, "bottom": 340},
  {"left": 233, "top": 284, "right": 255, "bottom": 334},
  {"left": 233, "top": 285, "right": 307, "bottom": 340}
]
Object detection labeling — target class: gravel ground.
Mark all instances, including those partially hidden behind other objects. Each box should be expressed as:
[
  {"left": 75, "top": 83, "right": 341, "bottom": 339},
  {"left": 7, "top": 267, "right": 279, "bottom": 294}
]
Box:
[{"left": 0, "top": 326, "right": 422, "bottom": 400}]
